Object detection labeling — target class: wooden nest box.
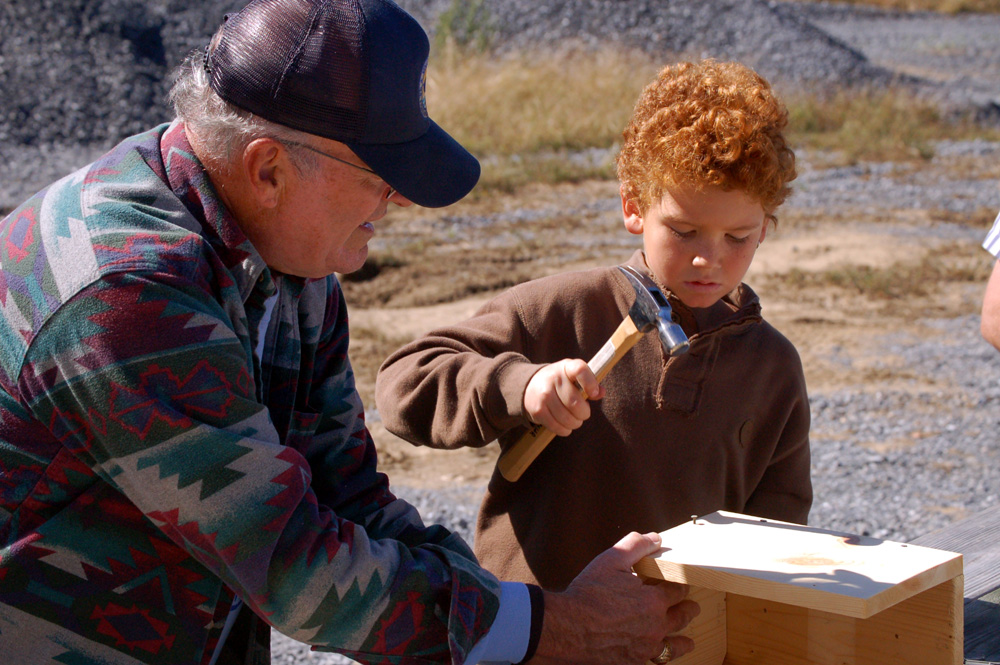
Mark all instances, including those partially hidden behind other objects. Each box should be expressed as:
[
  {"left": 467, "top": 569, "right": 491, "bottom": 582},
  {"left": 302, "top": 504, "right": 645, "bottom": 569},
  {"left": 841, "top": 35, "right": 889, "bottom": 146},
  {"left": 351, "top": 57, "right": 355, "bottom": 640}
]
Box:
[{"left": 634, "top": 511, "right": 964, "bottom": 665}]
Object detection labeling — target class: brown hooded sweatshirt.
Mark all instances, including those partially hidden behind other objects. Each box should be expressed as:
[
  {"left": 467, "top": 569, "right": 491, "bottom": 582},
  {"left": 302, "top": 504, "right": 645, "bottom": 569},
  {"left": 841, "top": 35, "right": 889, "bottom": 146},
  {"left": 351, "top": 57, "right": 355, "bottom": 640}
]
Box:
[{"left": 376, "top": 250, "right": 812, "bottom": 590}]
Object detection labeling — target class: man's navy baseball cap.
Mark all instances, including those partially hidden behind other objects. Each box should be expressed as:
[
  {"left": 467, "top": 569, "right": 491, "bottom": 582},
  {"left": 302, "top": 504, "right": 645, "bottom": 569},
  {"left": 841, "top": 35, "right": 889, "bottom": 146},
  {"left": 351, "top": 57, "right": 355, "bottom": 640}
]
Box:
[{"left": 205, "top": 0, "right": 479, "bottom": 208}]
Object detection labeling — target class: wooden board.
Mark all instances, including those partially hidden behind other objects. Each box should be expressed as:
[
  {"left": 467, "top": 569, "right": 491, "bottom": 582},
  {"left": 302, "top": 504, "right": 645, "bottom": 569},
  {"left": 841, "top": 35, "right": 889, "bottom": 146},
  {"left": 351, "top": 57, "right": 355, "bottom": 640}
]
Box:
[
  {"left": 633, "top": 511, "right": 963, "bottom": 619},
  {"left": 910, "top": 504, "right": 1000, "bottom": 663},
  {"left": 910, "top": 503, "right": 1000, "bottom": 600}
]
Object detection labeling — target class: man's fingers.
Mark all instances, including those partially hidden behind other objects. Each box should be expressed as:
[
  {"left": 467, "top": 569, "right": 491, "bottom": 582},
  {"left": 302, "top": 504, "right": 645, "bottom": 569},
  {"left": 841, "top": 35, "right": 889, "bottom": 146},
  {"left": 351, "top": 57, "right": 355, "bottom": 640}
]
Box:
[
  {"left": 662, "top": 634, "right": 696, "bottom": 662},
  {"left": 607, "top": 531, "right": 663, "bottom": 569},
  {"left": 666, "top": 598, "right": 701, "bottom": 633},
  {"left": 550, "top": 533, "right": 703, "bottom": 665}
]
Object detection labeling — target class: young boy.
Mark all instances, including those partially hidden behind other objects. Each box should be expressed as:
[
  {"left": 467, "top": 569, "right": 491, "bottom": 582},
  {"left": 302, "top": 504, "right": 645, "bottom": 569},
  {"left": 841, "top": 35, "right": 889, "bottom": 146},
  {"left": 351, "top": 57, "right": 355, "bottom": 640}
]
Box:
[{"left": 375, "top": 59, "right": 812, "bottom": 590}]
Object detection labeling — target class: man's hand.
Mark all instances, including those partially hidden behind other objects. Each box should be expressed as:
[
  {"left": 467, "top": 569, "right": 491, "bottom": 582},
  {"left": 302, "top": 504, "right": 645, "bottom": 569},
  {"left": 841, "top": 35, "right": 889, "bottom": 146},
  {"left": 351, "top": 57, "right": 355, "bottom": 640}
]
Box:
[
  {"left": 530, "top": 531, "right": 700, "bottom": 665},
  {"left": 523, "top": 359, "right": 605, "bottom": 437}
]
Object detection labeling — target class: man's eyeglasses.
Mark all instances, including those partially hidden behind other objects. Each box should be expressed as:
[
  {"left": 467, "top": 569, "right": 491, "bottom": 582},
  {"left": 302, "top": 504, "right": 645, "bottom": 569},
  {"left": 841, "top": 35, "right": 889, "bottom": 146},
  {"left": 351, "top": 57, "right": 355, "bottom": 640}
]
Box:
[{"left": 283, "top": 140, "right": 396, "bottom": 200}]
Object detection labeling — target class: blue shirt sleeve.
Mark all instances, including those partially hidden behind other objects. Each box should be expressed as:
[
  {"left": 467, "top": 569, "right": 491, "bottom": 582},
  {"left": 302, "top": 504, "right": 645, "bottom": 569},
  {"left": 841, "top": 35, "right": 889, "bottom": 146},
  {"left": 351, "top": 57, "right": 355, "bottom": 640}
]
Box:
[{"left": 465, "top": 582, "right": 531, "bottom": 664}]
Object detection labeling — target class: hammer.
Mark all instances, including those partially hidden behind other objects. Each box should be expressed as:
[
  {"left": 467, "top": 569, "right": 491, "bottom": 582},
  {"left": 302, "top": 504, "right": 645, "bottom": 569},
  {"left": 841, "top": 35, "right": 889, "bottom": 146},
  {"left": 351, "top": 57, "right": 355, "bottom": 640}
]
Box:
[{"left": 497, "top": 265, "right": 690, "bottom": 482}]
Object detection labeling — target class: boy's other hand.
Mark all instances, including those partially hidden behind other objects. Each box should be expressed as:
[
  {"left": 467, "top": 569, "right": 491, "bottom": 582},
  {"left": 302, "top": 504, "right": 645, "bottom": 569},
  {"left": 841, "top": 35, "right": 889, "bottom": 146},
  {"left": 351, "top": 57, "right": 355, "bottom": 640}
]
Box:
[
  {"left": 530, "top": 531, "right": 699, "bottom": 665},
  {"left": 523, "top": 359, "right": 605, "bottom": 436}
]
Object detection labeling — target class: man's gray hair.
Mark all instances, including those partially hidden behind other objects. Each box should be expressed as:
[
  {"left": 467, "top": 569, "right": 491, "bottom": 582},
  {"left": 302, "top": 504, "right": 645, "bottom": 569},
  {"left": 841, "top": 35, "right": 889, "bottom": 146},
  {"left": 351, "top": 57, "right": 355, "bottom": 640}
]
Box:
[{"left": 169, "top": 42, "right": 319, "bottom": 174}]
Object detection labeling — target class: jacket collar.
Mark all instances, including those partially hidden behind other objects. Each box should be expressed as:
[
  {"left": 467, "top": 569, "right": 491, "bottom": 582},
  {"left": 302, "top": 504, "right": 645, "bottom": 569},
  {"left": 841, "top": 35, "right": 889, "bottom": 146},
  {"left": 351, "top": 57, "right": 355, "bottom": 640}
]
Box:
[
  {"left": 156, "top": 119, "right": 275, "bottom": 302},
  {"left": 624, "top": 249, "right": 762, "bottom": 338}
]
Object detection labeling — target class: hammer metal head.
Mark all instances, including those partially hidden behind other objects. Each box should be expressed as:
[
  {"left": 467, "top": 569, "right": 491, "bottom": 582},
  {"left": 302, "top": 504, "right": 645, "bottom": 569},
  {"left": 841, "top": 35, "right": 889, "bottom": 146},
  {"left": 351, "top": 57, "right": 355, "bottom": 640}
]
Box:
[{"left": 618, "top": 265, "right": 690, "bottom": 356}]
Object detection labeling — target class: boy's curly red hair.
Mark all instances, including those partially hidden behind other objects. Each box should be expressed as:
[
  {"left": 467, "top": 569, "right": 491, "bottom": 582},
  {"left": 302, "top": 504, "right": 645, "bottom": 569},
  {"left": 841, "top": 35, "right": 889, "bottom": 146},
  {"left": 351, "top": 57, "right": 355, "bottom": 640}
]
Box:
[{"left": 616, "top": 59, "right": 796, "bottom": 222}]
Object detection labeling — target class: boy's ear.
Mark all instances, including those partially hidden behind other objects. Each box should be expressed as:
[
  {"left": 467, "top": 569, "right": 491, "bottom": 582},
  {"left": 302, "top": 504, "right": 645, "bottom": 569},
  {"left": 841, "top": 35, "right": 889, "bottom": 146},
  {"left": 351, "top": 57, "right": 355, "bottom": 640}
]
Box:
[
  {"left": 758, "top": 218, "right": 770, "bottom": 245},
  {"left": 620, "top": 185, "right": 644, "bottom": 236}
]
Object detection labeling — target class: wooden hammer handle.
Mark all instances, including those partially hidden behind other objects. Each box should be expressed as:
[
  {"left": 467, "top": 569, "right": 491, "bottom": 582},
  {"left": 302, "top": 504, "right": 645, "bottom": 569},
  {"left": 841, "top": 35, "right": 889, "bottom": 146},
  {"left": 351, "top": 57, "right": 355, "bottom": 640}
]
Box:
[{"left": 497, "top": 314, "right": 644, "bottom": 482}]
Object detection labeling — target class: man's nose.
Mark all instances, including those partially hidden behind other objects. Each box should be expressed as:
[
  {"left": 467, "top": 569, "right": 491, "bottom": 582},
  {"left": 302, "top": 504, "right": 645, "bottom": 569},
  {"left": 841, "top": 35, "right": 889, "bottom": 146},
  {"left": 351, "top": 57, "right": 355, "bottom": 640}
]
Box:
[{"left": 387, "top": 189, "right": 414, "bottom": 207}]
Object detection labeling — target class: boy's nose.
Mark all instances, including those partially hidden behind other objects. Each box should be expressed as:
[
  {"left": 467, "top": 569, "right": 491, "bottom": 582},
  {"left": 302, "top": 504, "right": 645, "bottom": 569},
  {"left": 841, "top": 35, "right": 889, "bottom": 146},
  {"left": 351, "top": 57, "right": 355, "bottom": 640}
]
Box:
[{"left": 691, "top": 241, "right": 719, "bottom": 267}]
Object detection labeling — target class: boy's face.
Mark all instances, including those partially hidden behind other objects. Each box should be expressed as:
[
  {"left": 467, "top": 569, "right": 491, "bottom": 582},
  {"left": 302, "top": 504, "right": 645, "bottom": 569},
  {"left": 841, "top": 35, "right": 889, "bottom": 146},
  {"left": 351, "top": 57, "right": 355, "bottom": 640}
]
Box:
[{"left": 622, "top": 183, "right": 767, "bottom": 309}]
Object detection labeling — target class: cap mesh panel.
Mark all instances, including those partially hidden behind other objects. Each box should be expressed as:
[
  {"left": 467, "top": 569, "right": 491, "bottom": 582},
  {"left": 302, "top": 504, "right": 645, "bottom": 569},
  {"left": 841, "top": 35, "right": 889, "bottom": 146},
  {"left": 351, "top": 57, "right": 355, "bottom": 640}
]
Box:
[{"left": 209, "top": 0, "right": 368, "bottom": 141}]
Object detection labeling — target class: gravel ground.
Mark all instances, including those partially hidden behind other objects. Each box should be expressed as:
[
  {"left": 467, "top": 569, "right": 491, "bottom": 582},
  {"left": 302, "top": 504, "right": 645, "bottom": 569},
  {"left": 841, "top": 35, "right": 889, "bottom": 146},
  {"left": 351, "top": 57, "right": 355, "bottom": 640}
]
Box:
[
  {"left": 275, "top": 308, "right": 1000, "bottom": 660},
  {"left": 273, "top": 138, "right": 1000, "bottom": 662},
  {"left": 807, "top": 314, "right": 1000, "bottom": 542},
  {"left": 2, "top": 1, "right": 998, "bottom": 661},
  {"left": 793, "top": 140, "right": 1000, "bottom": 216}
]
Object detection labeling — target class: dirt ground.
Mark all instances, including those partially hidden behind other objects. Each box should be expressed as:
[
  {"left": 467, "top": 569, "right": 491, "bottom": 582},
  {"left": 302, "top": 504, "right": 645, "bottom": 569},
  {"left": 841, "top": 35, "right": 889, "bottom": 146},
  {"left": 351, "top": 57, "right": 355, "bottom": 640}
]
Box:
[{"left": 342, "top": 169, "right": 996, "bottom": 490}]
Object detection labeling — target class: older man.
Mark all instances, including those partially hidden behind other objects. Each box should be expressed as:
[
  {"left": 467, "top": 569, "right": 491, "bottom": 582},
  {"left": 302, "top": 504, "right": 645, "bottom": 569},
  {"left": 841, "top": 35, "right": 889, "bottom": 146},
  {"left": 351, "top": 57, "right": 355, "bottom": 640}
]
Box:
[{"left": 0, "top": 1, "right": 697, "bottom": 664}]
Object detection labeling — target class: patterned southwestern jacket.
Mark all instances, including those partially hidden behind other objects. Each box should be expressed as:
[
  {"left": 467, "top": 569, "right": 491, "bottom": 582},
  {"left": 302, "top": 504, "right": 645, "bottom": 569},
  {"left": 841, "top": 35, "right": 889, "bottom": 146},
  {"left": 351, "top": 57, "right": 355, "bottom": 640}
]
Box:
[{"left": 0, "top": 121, "right": 500, "bottom": 665}]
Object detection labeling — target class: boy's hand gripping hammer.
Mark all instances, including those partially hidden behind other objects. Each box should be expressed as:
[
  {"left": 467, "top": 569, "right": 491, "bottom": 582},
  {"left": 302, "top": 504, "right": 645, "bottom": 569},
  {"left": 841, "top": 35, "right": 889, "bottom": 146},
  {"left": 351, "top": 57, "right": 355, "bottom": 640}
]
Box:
[{"left": 497, "top": 265, "right": 690, "bottom": 482}]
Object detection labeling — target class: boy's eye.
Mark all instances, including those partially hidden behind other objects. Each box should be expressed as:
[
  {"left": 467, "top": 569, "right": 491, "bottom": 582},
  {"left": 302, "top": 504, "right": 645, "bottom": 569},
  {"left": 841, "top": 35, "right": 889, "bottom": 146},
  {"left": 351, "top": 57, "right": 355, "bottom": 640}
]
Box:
[
  {"left": 727, "top": 234, "right": 751, "bottom": 244},
  {"left": 669, "top": 226, "right": 694, "bottom": 239}
]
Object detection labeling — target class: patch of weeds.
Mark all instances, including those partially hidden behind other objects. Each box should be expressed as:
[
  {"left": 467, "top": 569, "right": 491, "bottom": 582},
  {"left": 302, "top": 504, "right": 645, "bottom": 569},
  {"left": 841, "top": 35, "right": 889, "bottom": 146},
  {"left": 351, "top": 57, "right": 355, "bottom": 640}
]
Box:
[
  {"left": 341, "top": 246, "right": 544, "bottom": 309},
  {"left": 434, "top": 0, "right": 496, "bottom": 54},
  {"left": 928, "top": 207, "right": 998, "bottom": 229},
  {"left": 479, "top": 153, "right": 618, "bottom": 193},
  {"left": 424, "top": 42, "right": 995, "bottom": 191},
  {"left": 428, "top": 46, "right": 660, "bottom": 157},
  {"left": 787, "top": 88, "right": 942, "bottom": 164},
  {"left": 777, "top": 247, "right": 991, "bottom": 299},
  {"left": 859, "top": 365, "right": 922, "bottom": 384}
]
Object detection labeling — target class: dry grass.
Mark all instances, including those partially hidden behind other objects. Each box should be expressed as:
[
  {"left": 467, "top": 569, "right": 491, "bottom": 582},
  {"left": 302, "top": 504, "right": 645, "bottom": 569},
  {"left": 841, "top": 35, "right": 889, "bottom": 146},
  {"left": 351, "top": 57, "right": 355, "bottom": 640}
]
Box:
[
  {"left": 427, "top": 45, "right": 661, "bottom": 156},
  {"left": 786, "top": 88, "right": 1000, "bottom": 164},
  {"left": 785, "top": 89, "right": 944, "bottom": 164},
  {"left": 423, "top": 46, "right": 999, "bottom": 193},
  {"left": 425, "top": 45, "right": 660, "bottom": 192}
]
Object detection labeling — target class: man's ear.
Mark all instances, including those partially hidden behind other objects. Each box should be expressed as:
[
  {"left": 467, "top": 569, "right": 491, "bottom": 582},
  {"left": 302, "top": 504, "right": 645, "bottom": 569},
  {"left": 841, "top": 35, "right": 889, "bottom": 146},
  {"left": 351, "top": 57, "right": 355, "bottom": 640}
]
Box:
[
  {"left": 621, "top": 184, "right": 644, "bottom": 236},
  {"left": 242, "top": 138, "right": 286, "bottom": 209}
]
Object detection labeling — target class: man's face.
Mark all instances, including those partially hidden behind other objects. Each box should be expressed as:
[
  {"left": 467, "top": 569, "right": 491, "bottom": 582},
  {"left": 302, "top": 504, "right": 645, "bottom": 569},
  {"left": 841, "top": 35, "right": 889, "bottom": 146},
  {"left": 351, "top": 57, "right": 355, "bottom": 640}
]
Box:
[
  {"left": 252, "top": 141, "right": 412, "bottom": 279},
  {"left": 622, "top": 183, "right": 767, "bottom": 309}
]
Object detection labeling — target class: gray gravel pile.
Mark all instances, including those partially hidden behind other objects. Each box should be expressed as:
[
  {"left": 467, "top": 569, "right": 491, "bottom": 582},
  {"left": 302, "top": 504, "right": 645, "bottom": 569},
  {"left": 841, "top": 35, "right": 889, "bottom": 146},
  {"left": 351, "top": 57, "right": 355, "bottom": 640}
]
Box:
[
  {"left": 0, "top": 0, "right": 242, "bottom": 208},
  {"left": 796, "top": 2, "right": 1000, "bottom": 121},
  {"left": 395, "top": 0, "right": 894, "bottom": 89},
  {"left": 0, "top": 0, "right": 231, "bottom": 147}
]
